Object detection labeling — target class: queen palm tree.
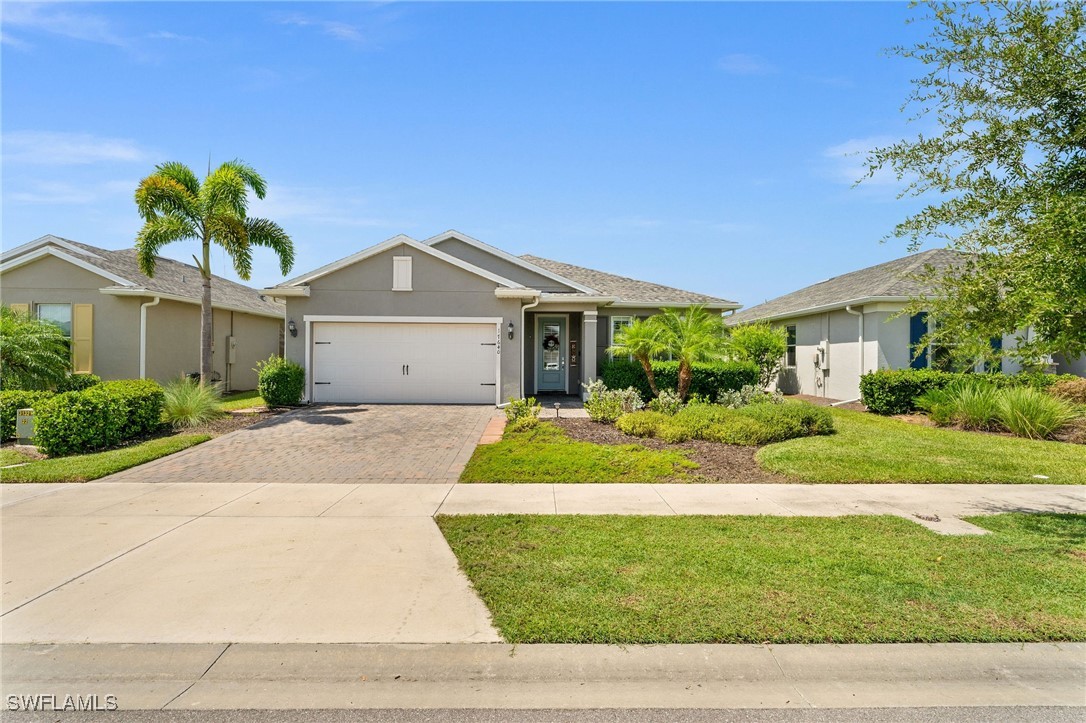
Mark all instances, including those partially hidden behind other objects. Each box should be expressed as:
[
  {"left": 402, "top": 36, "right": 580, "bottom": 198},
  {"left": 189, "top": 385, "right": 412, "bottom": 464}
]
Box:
[
  {"left": 653, "top": 306, "right": 726, "bottom": 400},
  {"left": 134, "top": 160, "right": 294, "bottom": 383},
  {"left": 607, "top": 317, "right": 668, "bottom": 397}
]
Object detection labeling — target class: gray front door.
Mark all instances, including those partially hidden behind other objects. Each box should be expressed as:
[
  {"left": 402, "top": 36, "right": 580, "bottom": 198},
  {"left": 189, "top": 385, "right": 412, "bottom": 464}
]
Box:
[{"left": 536, "top": 316, "right": 566, "bottom": 392}]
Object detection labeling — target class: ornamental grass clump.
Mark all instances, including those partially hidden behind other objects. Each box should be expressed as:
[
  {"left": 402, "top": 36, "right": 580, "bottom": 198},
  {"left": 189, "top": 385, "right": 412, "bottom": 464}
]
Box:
[
  {"left": 996, "top": 387, "right": 1077, "bottom": 440},
  {"left": 162, "top": 378, "right": 223, "bottom": 428}
]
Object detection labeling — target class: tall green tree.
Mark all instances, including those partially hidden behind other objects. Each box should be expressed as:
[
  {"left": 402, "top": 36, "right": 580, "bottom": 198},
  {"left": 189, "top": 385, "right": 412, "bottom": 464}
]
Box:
[
  {"left": 0, "top": 306, "right": 71, "bottom": 390},
  {"left": 653, "top": 306, "right": 727, "bottom": 401},
  {"left": 134, "top": 160, "right": 294, "bottom": 383},
  {"left": 607, "top": 317, "right": 668, "bottom": 397},
  {"left": 864, "top": 0, "right": 1086, "bottom": 367}
]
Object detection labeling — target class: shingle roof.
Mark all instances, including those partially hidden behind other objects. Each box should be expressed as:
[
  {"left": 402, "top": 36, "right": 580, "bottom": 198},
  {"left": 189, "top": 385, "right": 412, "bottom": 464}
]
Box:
[
  {"left": 521, "top": 255, "right": 738, "bottom": 307},
  {"left": 727, "top": 248, "right": 964, "bottom": 324},
  {"left": 31, "top": 236, "right": 283, "bottom": 317}
]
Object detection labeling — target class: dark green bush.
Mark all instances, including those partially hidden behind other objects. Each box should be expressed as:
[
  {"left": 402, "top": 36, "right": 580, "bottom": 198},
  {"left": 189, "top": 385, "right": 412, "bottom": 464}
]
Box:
[
  {"left": 0, "top": 390, "right": 54, "bottom": 441},
  {"left": 34, "top": 391, "right": 126, "bottom": 456},
  {"left": 860, "top": 369, "right": 1084, "bottom": 415},
  {"left": 55, "top": 373, "right": 102, "bottom": 393},
  {"left": 256, "top": 356, "right": 305, "bottom": 406},
  {"left": 91, "top": 380, "right": 165, "bottom": 439},
  {"left": 601, "top": 359, "right": 759, "bottom": 400}
]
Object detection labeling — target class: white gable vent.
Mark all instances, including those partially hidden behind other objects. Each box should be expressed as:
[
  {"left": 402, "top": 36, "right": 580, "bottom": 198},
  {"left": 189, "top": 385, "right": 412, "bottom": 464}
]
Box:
[{"left": 393, "top": 256, "right": 412, "bottom": 291}]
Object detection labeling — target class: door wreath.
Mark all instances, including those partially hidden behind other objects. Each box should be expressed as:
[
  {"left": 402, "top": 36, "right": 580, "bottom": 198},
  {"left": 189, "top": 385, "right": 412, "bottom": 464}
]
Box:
[{"left": 543, "top": 334, "right": 560, "bottom": 350}]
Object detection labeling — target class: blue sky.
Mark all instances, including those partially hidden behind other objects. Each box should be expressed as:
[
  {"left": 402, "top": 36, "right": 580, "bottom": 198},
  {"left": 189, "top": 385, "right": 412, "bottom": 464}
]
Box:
[{"left": 2, "top": 1, "right": 938, "bottom": 306}]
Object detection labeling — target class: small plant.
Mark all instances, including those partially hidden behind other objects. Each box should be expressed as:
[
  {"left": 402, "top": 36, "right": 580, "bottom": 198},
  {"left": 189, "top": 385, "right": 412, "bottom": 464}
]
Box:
[
  {"left": 996, "top": 387, "right": 1076, "bottom": 440},
  {"left": 256, "top": 355, "right": 305, "bottom": 406},
  {"left": 918, "top": 380, "right": 1002, "bottom": 431},
  {"left": 646, "top": 389, "right": 684, "bottom": 415},
  {"left": 583, "top": 380, "right": 643, "bottom": 423},
  {"left": 717, "top": 384, "right": 784, "bottom": 409},
  {"left": 505, "top": 397, "right": 542, "bottom": 425},
  {"left": 162, "top": 378, "right": 223, "bottom": 428},
  {"left": 506, "top": 416, "right": 541, "bottom": 433},
  {"left": 55, "top": 373, "right": 102, "bottom": 393}
]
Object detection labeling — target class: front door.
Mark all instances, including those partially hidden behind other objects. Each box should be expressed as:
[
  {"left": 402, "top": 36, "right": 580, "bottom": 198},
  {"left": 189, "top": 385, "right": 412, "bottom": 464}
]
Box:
[{"left": 536, "top": 316, "right": 566, "bottom": 392}]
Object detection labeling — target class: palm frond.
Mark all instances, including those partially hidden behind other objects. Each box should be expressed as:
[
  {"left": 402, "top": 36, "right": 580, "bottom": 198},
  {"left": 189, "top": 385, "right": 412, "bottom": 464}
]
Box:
[
  {"left": 245, "top": 217, "right": 295, "bottom": 275},
  {"left": 0, "top": 306, "right": 71, "bottom": 390},
  {"left": 135, "top": 174, "right": 199, "bottom": 222},
  {"left": 219, "top": 159, "right": 268, "bottom": 199},
  {"left": 210, "top": 214, "right": 253, "bottom": 279},
  {"left": 201, "top": 165, "right": 247, "bottom": 219},
  {"left": 153, "top": 161, "right": 201, "bottom": 197},
  {"left": 135, "top": 215, "right": 197, "bottom": 276}
]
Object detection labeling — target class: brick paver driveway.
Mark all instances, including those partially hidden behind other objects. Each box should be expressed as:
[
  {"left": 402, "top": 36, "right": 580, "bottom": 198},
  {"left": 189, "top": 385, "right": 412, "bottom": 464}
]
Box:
[{"left": 105, "top": 404, "right": 496, "bottom": 484}]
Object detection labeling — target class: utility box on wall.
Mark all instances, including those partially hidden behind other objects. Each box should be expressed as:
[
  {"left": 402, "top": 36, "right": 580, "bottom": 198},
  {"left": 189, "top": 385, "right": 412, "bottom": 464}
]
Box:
[{"left": 15, "top": 408, "right": 35, "bottom": 444}]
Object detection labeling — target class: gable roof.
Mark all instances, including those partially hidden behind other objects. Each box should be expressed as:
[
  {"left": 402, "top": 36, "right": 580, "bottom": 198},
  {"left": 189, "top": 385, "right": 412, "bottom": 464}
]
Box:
[
  {"left": 727, "top": 248, "right": 964, "bottom": 324},
  {"left": 1, "top": 235, "right": 284, "bottom": 318},
  {"left": 272, "top": 234, "right": 525, "bottom": 290},
  {"left": 521, "top": 254, "right": 739, "bottom": 308}
]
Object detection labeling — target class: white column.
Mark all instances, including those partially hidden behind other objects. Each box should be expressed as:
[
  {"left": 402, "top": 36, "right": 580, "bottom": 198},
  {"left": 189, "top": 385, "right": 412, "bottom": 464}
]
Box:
[{"left": 582, "top": 311, "right": 598, "bottom": 400}]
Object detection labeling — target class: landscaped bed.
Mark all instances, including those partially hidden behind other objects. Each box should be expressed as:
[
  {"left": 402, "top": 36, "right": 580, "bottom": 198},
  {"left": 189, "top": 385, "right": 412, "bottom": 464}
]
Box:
[
  {"left": 437, "top": 512, "right": 1086, "bottom": 644},
  {"left": 0, "top": 434, "right": 210, "bottom": 483}
]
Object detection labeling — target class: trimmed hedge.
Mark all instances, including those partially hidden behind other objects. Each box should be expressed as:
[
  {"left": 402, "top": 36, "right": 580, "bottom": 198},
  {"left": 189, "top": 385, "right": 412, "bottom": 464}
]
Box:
[
  {"left": 55, "top": 373, "right": 102, "bottom": 393},
  {"left": 256, "top": 356, "right": 305, "bottom": 406},
  {"left": 0, "top": 390, "right": 55, "bottom": 441},
  {"left": 601, "top": 359, "right": 759, "bottom": 400},
  {"left": 616, "top": 401, "right": 834, "bottom": 446},
  {"left": 92, "top": 380, "right": 165, "bottom": 439},
  {"left": 859, "top": 369, "right": 1084, "bottom": 415},
  {"left": 33, "top": 380, "right": 165, "bottom": 456}
]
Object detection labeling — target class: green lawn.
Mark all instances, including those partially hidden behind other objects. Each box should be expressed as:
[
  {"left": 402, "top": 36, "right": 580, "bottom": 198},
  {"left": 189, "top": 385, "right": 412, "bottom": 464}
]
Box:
[
  {"left": 0, "top": 448, "right": 35, "bottom": 467},
  {"left": 0, "top": 435, "right": 210, "bottom": 483},
  {"left": 219, "top": 390, "right": 265, "bottom": 411},
  {"left": 758, "top": 408, "right": 1086, "bottom": 483},
  {"left": 437, "top": 513, "right": 1086, "bottom": 644},
  {"left": 460, "top": 422, "right": 698, "bottom": 483}
]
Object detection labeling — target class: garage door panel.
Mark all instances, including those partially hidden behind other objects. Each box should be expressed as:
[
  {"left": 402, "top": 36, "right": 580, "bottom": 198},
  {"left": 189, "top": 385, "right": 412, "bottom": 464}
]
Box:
[{"left": 311, "top": 322, "right": 496, "bottom": 404}]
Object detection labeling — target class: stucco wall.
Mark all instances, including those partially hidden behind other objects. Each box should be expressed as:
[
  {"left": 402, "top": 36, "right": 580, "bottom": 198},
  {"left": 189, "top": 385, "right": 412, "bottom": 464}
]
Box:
[
  {"left": 284, "top": 243, "right": 522, "bottom": 403},
  {"left": 0, "top": 255, "right": 141, "bottom": 379},
  {"left": 430, "top": 238, "right": 575, "bottom": 292}
]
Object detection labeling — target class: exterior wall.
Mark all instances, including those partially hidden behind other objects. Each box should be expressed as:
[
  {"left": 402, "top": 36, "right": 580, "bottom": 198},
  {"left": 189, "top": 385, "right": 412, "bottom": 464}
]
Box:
[
  {"left": 284, "top": 242, "right": 522, "bottom": 403},
  {"left": 1055, "top": 354, "right": 1086, "bottom": 376},
  {"left": 0, "top": 255, "right": 141, "bottom": 379},
  {"left": 429, "top": 238, "right": 576, "bottom": 292}
]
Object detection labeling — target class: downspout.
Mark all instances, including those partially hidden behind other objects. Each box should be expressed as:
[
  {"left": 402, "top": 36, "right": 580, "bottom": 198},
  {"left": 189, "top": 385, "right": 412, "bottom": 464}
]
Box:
[
  {"left": 139, "top": 296, "right": 161, "bottom": 379},
  {"left": 518, "top": 295, "right": 541, "bottom": 400},
  {"left": 835, "top": 305, "right": 864, "bottom": 406}
]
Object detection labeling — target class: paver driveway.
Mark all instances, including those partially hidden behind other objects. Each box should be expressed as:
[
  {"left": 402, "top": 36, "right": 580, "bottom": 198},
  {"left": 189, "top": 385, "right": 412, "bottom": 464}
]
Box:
[{"left": 105, "top": 404, "right": 496, "bottom": 484}]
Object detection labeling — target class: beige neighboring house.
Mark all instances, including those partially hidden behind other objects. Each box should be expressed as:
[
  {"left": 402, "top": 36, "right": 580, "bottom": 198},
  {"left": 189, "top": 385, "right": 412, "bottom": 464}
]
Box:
[
  {"left": 727, "top": 249, "right": 1086, "bottom": 401},
  {"left": 1, "top": 235, "right": 285, "bottom": 391},
  {"left": 264, "top": 230, "right": 738, "bottom": 405}
]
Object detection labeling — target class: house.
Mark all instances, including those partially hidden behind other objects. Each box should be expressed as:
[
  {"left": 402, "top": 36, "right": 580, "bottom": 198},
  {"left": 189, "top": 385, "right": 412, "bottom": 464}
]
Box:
[
  {"left": 0, "top": 235, "right": 285, "bottom": 391},
  {"left": 264, "top": 230, "right": 738, "bottom": 404},
  {"left": 726, "top": 249, "right": 1085, "bottom": 401}
]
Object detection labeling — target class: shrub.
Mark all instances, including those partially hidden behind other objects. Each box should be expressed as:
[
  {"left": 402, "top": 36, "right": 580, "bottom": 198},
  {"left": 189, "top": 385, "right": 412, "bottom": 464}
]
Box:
[
  {"left": 92, "top": 380, "right": 166, "bottom": 439},
  {"left": 703, "top": 416, "right": 771, "bottom": 445},
  {"left": 1049, "top": 378, "right": 1086, "bottom": 405},
  {"left": 601, "top": 359, "right": 759, "bottom": 401},
  {"left": 55, "top": 373, "right": 102, "bottom": 393},
  {"left": 916, "top": 380, "right": 1002, "bottom": 431},
  {"left": 0, "top": 306, "right": 71, "bottom": 391},
  {"left": 996, "top": 387, "right": 1077, "bottom": 440},
  {"left": 717, "top": 384, "right": 784, "bottom": 409},
  {"left": 860, "top": 369, "right": 963, "bottom": 415},
  {"left": 646, "top": 389, "right": 684, "bottom": 415},
  {"left": 256, "top": 355, "right": 305, "bottom": 406},
  {"left": 506, "top": 416, "right": 540, "bottom": 433},
  {"left": 615, "top": 401, "right": 833, "bottom": 446},
  {"left": 725, "top": 321, "right": 788, "bottom": 389},
  {"left": 163, "top": 378, "right": 223, "bottom": 428},
  {"left": 657, "top": 420, "right": 692, "bottom": 443},
  {"left": 616, "top": 411, "right": 670, "bottom": 437},
  {"left": 583, "top": 380, "right": 643, "bottom": 423},
  {"left": 0, "top": 390, "right": 54, "bottom": 441},
  {"left": 505, "top": 397, "right": 542, "bottom": 424},
  {"left": 739, "top": 402, "right": 835, "bottom": 441},
  {"left": 34, "top": 391, "right": 126, "bottom": 456}
]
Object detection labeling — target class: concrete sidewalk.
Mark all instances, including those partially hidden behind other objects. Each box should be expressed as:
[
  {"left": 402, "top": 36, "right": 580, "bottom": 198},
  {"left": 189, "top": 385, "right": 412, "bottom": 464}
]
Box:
[{"left": 2, "top": 642, "right": 1082, "bottom": 710}]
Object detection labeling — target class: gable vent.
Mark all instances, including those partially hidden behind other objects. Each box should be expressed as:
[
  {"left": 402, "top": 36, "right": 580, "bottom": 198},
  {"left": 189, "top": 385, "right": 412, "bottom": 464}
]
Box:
[{"left": 393, "top": 256, "right": 412, "bottom": 291}]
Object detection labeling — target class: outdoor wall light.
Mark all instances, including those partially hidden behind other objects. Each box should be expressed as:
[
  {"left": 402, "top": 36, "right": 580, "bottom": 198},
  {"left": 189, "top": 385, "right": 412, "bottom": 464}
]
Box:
[
  {"left": 288, "top": 319, "right": 298, "bottom": 337},
  {"left": 507, "top": 321, "right": 515, "bottom": 340}
]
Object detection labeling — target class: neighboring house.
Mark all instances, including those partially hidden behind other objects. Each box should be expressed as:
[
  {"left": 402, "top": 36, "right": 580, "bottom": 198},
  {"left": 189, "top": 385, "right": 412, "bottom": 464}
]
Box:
[
  {"left": 1, "top": 235, "right": 285, "bottom": 391},
  {"left": 264, "top": 230, "right": 738, "bottom": 404},
  {"left": 726, "top": 249, "right": 1085, "bottom": 401}
]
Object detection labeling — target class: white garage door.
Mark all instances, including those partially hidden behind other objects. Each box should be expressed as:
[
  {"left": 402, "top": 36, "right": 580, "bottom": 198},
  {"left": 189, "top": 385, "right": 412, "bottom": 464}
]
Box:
[{"left": 311, "top": 322, "right": 498, "bottom": 404}]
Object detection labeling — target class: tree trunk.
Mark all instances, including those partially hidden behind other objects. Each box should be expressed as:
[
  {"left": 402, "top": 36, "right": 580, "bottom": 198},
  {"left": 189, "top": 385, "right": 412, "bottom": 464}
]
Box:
[
  {"left": 677, "top": 362, "right": 693, "bottom": 401},
  {"left": 200, "top": 238, "right": 213, "bottom": 384},
  {"left": 638, "top": 356, "right": 659, "bottom": 397}
]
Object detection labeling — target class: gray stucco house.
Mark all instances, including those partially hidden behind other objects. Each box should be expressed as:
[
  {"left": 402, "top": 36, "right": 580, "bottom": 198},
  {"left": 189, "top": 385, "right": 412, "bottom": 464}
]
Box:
[
  {"left": 727, "top": 249, "right": 1085, "bottom": 401},
  {"left": 0, "top": 235, "right": 285, "bottom": 391},
  {"left": 265, "top": 230, "right": 738, "bottom": 404}
]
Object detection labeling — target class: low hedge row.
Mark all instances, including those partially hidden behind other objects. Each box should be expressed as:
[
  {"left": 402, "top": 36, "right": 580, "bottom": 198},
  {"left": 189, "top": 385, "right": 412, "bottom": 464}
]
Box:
[
  {"left": 601, "top": 359, "right": 759, "bottom": 400},
  {"left": 0, "top": 390, "right": 55, "bottom": 441},
  {"left": 859, "top": 369, "right": 1084, "bottom": 415},
  {"left": 616, "top": 401, "right": 834, "bottom": 446},
  {"left": 34, "top": 379, "right": 165, "bottom": 456}
]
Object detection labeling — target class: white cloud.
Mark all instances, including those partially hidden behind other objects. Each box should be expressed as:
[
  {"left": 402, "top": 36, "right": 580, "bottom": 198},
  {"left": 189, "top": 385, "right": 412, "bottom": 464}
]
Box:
[
  {"left": 145, "top": 30, "right": 203, "bottom": 43},
  {"left": 717, "top": 53, "right": 776, "bottom": 76},
  {"left": 2, "top": 3, "right": 125, "bottom": 47},
  {"left": 275, "top": 14, "right": 367, "bottom": 43},
  {"left": 3, "top": 131, "right": 154, "bottom": 166},
  {"left": 8, "top": 179, "right": 135, "bottom": 205},
  {"left": 249, "top": 186, "right": 400, "bottom": 228},
  {"left": 822, "top": 136, "right": 900, "bottom": 186}
]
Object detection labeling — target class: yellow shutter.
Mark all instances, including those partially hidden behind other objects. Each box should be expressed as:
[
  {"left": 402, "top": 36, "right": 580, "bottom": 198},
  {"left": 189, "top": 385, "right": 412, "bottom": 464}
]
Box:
[
  {"left": 8, "top": 303, "right": 29, "bottom": 318},
  {"left": 72, "top": 304, "right": 93, "bottom": 374}
]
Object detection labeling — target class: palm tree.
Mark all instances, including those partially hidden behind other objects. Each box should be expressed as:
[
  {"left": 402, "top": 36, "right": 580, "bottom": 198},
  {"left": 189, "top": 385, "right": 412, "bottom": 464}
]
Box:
[
  {"left": 653, "top": 306, "right": 726, "bottom": 400},
  {"left": 134, "top": 160, "right": 294, "bottom": 383},
  {"left": 607, "top": 317, "right": 668, "bottom": 397}
]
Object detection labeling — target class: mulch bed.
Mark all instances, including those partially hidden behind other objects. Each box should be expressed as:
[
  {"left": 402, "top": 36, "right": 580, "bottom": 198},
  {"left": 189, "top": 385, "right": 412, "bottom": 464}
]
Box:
[
  {"left": 551, "top": 417, "right": 792, "bottom": 484},
  {"left": 184, "top": 409, "right": 281, "bottom": 437}
]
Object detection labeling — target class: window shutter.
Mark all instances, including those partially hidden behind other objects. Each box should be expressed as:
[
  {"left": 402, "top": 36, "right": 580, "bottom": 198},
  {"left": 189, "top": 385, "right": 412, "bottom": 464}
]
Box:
[
  {"left": 908, "top": 313, "right": 928, "bottom": 369},
  {"left": 8, "top": 303, "right": 29, "bottom": 318},
  {"left": 392, "top": 256, "right": 412, "bottom": 291},
  {"left": 72, "top": 303, "right": 94, "bottom": 373}
]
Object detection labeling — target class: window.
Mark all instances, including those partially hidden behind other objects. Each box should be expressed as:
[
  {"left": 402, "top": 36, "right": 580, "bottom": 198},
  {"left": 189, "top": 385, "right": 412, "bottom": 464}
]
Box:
[
  {"left": 909, "top": 313, "right": 929, "bottom": 369},
  {"left": 609, "top": 316, "right": 633, "bottom": 360},
  {"left": 37, "top": 303, "right": 72, "bottom": 337},
  {"left": 785, "top": 325, "right": 797, "bottom": 367},
  {"left": 392, "top": 256, "right": 412, "bottom": 291}
]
